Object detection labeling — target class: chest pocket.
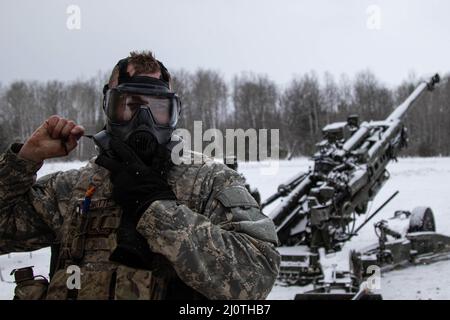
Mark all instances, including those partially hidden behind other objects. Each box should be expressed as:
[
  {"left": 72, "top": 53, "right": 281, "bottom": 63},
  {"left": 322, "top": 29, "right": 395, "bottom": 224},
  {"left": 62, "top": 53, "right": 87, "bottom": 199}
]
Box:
[{"left": 70, "top": 198, "right": 122, "bottom": 263}]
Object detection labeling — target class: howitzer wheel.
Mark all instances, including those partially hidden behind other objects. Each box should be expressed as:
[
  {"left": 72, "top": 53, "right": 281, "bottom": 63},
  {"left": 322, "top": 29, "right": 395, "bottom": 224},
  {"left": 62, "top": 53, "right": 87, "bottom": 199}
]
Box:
[{"left": 408, "top": 207, "right": 436, "bottom": 233}]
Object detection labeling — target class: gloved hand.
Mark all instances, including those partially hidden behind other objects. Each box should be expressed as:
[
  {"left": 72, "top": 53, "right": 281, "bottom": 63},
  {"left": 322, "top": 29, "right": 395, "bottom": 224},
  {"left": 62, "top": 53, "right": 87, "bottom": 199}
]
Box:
[
  {"left": 95, "top": 138, "right": 176, "bottom": 269},
  {"left": 95, "top": 138, "right": 176, "bottom": 218}
]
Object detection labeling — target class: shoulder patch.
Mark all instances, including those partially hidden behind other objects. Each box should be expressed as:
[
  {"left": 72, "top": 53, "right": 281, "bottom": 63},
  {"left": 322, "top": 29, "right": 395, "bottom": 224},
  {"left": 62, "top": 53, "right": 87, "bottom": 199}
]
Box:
[{"left": 216, "top": 185, "right": 259, "bottom": 208}]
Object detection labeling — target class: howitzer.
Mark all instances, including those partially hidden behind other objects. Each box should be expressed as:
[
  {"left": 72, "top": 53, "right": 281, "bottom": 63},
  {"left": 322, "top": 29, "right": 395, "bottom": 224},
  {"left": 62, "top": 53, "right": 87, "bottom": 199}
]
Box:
[{"left": 267, "top": 74, "right": 440, "bottom": 285}]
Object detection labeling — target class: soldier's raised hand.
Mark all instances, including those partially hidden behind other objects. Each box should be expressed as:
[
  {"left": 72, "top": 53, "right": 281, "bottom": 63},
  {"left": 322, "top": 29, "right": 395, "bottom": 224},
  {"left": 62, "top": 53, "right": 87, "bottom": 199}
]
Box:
[{"left": 18, "top": 115, "right": 85, "bottom": 163}]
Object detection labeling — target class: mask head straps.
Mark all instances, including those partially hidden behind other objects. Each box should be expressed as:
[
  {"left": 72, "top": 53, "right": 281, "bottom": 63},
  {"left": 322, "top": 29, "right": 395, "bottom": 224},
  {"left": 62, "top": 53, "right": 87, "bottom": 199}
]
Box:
[{"left": 103, "top": 57, "right": 171, "bottom": 95}]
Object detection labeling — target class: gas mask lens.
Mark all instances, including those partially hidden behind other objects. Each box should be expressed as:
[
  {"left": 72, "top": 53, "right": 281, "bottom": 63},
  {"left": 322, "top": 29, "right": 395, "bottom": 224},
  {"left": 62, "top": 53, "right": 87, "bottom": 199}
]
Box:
[{"left": 105, "top": 89, "right": 180, "bottom": 127}]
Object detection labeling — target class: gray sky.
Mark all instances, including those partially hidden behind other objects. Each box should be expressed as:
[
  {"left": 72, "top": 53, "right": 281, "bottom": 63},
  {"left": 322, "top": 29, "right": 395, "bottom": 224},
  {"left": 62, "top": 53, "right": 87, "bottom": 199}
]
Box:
[{"left": 1, "top": 0, "right": 449, "bottom": 87}]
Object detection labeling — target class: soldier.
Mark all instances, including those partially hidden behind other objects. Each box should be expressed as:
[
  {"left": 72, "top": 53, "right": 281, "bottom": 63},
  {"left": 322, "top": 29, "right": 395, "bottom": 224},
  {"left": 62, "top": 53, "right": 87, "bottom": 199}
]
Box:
[{"left": 0, "top": 51, "right": 280, "bottom": 300}]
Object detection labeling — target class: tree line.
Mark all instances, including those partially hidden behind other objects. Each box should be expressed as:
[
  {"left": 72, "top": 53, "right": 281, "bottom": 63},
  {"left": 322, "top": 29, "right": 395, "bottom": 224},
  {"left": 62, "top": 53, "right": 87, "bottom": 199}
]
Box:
[{"left": 0, "top": 69, "right": 449, "bottom": 161}]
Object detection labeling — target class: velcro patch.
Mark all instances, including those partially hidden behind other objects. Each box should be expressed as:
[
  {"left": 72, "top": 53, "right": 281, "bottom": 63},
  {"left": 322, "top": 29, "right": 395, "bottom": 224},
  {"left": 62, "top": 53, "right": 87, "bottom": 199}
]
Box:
[{"left": 215, "top": 185, "right": 259, "bottom": 208}]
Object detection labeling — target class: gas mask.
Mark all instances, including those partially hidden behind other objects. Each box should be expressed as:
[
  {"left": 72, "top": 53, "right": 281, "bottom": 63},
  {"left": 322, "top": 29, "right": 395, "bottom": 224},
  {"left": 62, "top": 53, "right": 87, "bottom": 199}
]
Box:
[{"left": 93, "top": 58, "right": 181, "bottom": 167}]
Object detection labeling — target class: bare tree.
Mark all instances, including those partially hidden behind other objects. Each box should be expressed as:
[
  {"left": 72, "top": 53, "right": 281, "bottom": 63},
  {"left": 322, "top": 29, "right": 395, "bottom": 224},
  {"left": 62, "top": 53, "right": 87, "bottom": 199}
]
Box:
[
  {"left": 280, "top": 72, "right": 323, "bottom": 156},
  {"left": 1, "top": 70, "right": 449, "bottom": 160}
]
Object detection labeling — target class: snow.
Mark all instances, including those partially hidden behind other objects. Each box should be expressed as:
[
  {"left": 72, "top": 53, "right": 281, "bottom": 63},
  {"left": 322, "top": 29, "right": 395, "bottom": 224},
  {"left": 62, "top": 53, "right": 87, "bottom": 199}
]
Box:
[
  {"left": 245, "top": 157, "right": 450, "bottom": 300},
  {"left": 1, "top": 157, "right": 450, "bottom": 300}
]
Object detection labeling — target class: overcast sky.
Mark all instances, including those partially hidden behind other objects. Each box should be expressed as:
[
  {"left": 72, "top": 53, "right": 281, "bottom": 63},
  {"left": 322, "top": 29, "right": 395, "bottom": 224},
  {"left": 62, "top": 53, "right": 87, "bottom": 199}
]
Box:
[{"left": 1, "top": 0, "right": 449, "bottom": 87}]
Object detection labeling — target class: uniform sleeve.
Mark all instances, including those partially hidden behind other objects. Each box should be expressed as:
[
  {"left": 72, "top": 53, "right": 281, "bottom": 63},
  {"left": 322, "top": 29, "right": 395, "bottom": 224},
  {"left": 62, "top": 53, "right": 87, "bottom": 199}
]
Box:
[
  {"left": 136, "top": 163, "right": 280, "bottom": 300},
  {"left": 0, "top": 143, "right": 76, "bottom": 254}
]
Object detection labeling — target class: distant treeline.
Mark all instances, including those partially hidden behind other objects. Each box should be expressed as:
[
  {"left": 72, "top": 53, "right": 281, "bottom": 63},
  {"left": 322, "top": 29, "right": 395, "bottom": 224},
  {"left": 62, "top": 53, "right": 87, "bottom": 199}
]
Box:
[{"left": 0, "top": 70, "right": 449, "bottom": 161}]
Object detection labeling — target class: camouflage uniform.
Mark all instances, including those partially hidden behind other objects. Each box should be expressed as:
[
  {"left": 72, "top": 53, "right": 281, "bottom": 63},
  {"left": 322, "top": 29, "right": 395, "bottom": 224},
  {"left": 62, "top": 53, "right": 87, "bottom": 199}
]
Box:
[{"left": 0, "top": 143, "right": 280, "bottom": 300}]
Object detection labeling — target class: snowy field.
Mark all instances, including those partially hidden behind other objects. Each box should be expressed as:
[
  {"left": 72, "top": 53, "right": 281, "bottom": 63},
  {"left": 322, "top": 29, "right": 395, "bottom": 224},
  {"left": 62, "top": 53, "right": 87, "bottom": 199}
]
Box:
[{"left": 1, "top": 157, "right": 450, "bottom": 300}]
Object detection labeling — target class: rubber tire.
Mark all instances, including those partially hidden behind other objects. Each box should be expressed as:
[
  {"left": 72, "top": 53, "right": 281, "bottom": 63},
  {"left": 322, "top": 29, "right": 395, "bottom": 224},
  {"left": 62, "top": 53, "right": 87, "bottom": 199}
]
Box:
[{"left": 408, "top": 207, "right": 436, "bottom": 233}]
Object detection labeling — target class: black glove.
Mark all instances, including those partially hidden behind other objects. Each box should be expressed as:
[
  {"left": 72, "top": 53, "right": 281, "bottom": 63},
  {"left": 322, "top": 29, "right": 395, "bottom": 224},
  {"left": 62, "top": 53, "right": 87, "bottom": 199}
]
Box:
[
  {"left": 95, "top": 138, "right": 176, "bottom": 217},
  {"left": 95, "top": 138, "right": 176, "bottom": 269}
]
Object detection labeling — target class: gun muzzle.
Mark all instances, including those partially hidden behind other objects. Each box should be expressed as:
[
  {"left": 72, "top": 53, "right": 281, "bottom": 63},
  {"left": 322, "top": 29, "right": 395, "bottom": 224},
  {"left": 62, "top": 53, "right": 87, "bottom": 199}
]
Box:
[{"left": 427, "top": 73, "right": 440, "bottom": 91}]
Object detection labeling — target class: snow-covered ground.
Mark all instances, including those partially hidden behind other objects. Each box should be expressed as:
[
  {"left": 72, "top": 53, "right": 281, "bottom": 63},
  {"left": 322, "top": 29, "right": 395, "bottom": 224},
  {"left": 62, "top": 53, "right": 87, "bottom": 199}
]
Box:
[
  {"left": 245, "top": 157, "right": 450, "bottom": 300},
  {"left": 1, "top": 157, "right": 450, "bottom": 300}
]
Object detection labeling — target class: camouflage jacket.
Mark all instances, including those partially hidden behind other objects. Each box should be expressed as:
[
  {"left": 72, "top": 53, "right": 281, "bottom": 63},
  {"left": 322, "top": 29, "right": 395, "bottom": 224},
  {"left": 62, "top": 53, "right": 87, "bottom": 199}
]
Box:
[{"left": 0, "top": 143, "right": 280, "bottom": 300}]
